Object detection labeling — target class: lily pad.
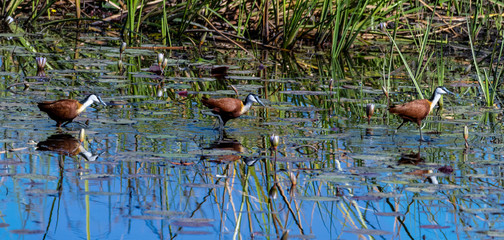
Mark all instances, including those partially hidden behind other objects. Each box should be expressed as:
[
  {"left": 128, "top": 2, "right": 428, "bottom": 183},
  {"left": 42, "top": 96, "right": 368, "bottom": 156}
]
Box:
[
  {"left": 420, "top": 225, "right": 450, "bottom": 229},
  {"left": 25, "top": 189, "right": 59, "bottom": 195},
  {"left": 374, "top": 212, "right": 405, "bottom": 217},
  {"left": 177, "top": 231, "right": 212, "bottom": 235},
  {"left": 96, "top": 119, "right": 137, "bottom": 125},
  {"left": 10, "top": 229, "right": 45, "bottom": 234},
  {"left": 128, "top": 215, "right": 165, "bottom": 220},
  {"left": 144, "top": 210, "right": 186, "bottom": 217},
  {"left": 182, "top": 183, "right": 224, "bottom": 188},
  {"left": 343, "top": 229, "right": 392, "bottom": 235},
  {"left": 14, "top": 174, "right": 57, "bottom": 180},
  {"left": 296, "top": 196, "right": 341, "bottom": 201},
  {"left": 171, "top": 218, "right": 214, "bottom": 227}
]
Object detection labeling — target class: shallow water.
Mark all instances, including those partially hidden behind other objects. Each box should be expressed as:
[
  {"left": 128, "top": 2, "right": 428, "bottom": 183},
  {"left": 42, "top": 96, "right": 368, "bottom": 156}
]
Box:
[{"left": 0, "top": 34, "right": 502, "bottom": 240}]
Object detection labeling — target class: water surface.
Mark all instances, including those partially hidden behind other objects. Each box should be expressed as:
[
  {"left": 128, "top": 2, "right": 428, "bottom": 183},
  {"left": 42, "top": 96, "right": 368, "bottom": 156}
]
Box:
[{"left": 0, "top": 34, "right": 499, "bottom": 240}]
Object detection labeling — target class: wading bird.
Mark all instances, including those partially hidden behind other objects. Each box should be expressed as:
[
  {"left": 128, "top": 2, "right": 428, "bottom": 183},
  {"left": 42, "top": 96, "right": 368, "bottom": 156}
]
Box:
[
  {"left": 202, "top": 93, "right": 265, "bottom": 130},
  {"left": 38, "top": 94, "right": 107, "bottom": 127},
  {"left": 389, "top": 86, "right": 453, "bottom": 141}
]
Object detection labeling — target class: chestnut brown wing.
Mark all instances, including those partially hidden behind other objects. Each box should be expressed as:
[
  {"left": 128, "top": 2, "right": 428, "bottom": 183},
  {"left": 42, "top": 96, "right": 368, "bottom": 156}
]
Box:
[
  {"left": 37, "top": 99, "right": 81, "bottom": 121},
  {"left": 202, "top": 97, "right": 242, "bottom": 116},
  {"left": 389, "top": 99, "right": 431, "bottom": 125}
]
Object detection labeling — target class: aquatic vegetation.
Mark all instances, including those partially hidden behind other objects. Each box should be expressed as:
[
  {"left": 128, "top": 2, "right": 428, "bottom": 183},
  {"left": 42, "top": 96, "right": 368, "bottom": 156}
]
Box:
[{"left": 2, "top": 1, "right": 504, "bottom": 239}]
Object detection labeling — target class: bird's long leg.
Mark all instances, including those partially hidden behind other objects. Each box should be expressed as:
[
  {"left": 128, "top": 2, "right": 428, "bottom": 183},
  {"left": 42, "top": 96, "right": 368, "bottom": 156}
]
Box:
[
  {"left": 394, "top": 121, "right": 406, "bottom": 134},
  {"left": 218, "top": 128, "right": 224, "bottom": 140},
  {"left": 418, "top": 127, "right": 426, "bottom": 142},
  {"left": 216, "top": 115, "right": 224, "bottom": 131},
  {"left": 392, "top": 120, "right": 406, "bottom": 141},
  {"left": 209, "top": 113, "right": 223, "bottom": 130},
  {"left": 212, "top": 117, "right": 219, "bottom": 129}
]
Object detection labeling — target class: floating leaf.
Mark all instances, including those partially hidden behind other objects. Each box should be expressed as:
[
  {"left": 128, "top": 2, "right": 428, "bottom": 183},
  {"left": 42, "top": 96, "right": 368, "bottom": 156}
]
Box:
[
  {"left": 177, "top": 231, "right": 212, "bottom": 235},
  {"left": 182, "top": 183, "right": 224, "bottom": 188},
  {"left": 80, "top": 174, "right": 115, "bottom": 180},
  {"left": 84, "top": 191, "right": 122, "bottom": 196},
  {"left": 288, "top": 234, "right": 316, "bottom": 239},
  {"left": 125, "top": 174, "right": 162, "bottom": 178},
  {"left": 9, "top": 147, "right": 27, "bottom": 152},
  {"left": 25, "top": 189, "right": 59, "bottom": 195},
  {"left": 350, "top": 154, "right": 395, "bottom": 161},
  {"left": 275, "top": 157, "right": 313, "bottom": 163},
  {"left": 462, "top": 208, "right": 503, "bottom": 214},
  {"left": 485, "top": 230, "right": 504, "bottom": 237},
  {"left": 144, "top": 210, "right": 186, "bottom": 217},
  {"left": 420, "top": 225, "right": 450, "bottom": 229},
  {"left": 96, "top": 119, "right": 137, "bottom": 125},
  {"left": 412, "top": 195, "right": 444, "bottom": 201},
  {"left": 405, "top": 187, "right": 437, "bottom": 193},
  {"left": 226, "top": 76, "right": 261, "bottom": 81},
  {"left": 343, "top": 229, "right": 392, "bottom": 235},
  {"left": 14, "top": 174, "right": 57, "bottom": 181},
  {"left": 171, "top": 218, "right": 214, "bottom": 227},
  {"left": 279, "top": 90, "right": 328, "bottom": 95},
  {"left": 145, "top": 134, "right": 178, "bottom": 139},
  {"left": 164, "top": 83, "right": 191, "bottom": 89},
  {"left": 128, "top": 215, "right": 164, "bottom": 220},
  {"left": 374, "top": 212, "right": 405, "bottom": 217},
  {"left": 369, "top": 192, "right": 403, "bottom": 198},
  {"left": 0, "top": 160, "right": 24, "bottom": 165},
  {"left": 153, "top": 153, "right": 196, "bottom": 158},
  {"left": 10, "top": 229, "right": 45, "bottom": 234},
  {"left": 97, "top": 78, "right": 127, "bottom": 83},
  {"left": 296, "top": 196, "right": 340, "bottom": 201},
  {"left": 351, "top": 195, "right": 383, "bottom": 201}
]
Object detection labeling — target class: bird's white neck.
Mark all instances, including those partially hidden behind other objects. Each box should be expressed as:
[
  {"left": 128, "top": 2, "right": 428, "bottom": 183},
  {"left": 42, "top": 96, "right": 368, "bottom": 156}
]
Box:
[
  {"left": 77, "top": 98, "right": 94, "bottom": 114},
  {"left": 429, "top": 92, "right": 442, "bottom": 112},
  {"left": 240, "top": 101, "right": 253, "bottom": 114}
]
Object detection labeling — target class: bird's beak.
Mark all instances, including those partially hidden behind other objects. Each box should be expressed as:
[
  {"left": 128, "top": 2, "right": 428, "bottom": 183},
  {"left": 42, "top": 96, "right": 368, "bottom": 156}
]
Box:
[
  {"left": 97, "top": 96, "right": 107, "bottom": 106},
  {"left": 446, "top": 89, "right": 455, "bottom": 95},
  {"left": 256, "top": 98, "right": 265, "bottom": 107}
]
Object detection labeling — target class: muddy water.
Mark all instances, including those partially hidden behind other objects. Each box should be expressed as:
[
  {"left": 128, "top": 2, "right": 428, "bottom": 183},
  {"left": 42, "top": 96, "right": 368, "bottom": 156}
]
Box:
[{"left": 0, "top": 35, "right": 501, "bottom": 239}]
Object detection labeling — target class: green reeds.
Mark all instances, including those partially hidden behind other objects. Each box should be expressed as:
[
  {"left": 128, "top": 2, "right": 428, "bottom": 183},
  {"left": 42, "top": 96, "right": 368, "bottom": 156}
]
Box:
[
  {"left": 1, "top": 0, "right": 24, "bottom": 18},
  {"left": 434, "top": 40, "right": 446, "bottom": 108},
  {"left": 125, "top": 0, "right": 144, "bottom": 43},
  {"left": 281, "top": 0, "right": 316, "bottom": 49},
  {"left": 382, "top": 11, "right": 439, "bottom": 99},
  {"left": 161, "top": 0, "right": 171, "bottom": 46},
  {"left": 331, "top": 0, "right": 385, "bottom": 59},
  {"left": 467, "top": 17, "right": 501, "bottom": 107}
]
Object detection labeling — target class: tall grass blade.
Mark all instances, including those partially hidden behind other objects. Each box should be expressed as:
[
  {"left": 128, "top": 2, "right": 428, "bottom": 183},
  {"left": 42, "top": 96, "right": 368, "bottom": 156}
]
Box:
[{"left": 383, "top": 30, "right": 423, "bottom": 99}]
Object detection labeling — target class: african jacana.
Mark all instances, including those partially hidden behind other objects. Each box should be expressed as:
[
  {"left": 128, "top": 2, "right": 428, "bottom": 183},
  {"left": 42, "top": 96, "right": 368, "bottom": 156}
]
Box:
[
  {"left": 389, "top": 86, "right": 453, "bottom": 141},
  {"left": 201, "top": 93, "right": 265, "bottom": 129},
  {"left": 38, "top": 94, "right": 107, "bottom": 127}
]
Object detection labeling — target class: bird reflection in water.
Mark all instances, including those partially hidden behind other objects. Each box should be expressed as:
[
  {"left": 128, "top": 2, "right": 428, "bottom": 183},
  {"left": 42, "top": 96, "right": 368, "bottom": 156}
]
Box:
[
  {"left": 398, "top": 150, "right": 439, "bottom": 184},
  {"left": 37, "top": 133, "right": 100, "bottom": 162},
  {"left": 398, "top": 151, "right": 424, "bottom": 165},
  {"left": 202, "top": 131, "right": 245, "bottom": 164}
]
